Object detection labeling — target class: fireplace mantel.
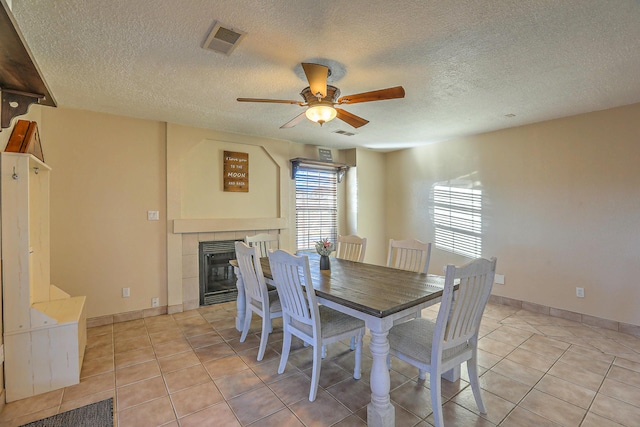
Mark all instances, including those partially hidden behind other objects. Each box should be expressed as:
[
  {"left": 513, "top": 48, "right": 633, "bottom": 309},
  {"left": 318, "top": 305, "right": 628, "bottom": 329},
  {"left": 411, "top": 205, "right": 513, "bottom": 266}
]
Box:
[{"left": 173, "top": 217, "right": 287, "bottom": 234}]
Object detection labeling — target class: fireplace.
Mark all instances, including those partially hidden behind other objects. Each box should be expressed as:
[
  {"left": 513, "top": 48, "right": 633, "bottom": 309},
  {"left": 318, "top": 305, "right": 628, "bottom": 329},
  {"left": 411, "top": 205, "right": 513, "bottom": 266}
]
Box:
[
  {"left": 199, "top": 240, "right": 240, "bottom": 305},
  {"left": 173, "top": 220, "right": 286, "bottom": 312}
]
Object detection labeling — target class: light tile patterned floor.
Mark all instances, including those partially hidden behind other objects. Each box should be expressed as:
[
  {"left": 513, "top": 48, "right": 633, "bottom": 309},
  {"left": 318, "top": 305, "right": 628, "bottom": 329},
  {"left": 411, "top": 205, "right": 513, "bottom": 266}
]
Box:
[{"left": 1, "top": 301, "right": 640, "bottom": 426}]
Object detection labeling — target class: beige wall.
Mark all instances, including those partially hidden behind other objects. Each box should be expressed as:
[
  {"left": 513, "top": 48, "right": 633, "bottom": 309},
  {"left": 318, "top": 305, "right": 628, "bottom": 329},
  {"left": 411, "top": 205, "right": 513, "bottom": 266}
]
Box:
[
  {"left": 353, "top": 149, "right": 387, "bottom": 265},
  {"left": 384, "top": 103, "right": 640, "bottom": 325},
  {"left": 4, "top": 102, "right": 639, "bottom": 327},
  {"left": 2, "top": 107, "right": 341, "bottom": 319},
  {"left": 180, "top": 142, "right": 279, "bottom": 219},
  {"left": 40, "top": 107, "right": 167, "bottom": 318}
]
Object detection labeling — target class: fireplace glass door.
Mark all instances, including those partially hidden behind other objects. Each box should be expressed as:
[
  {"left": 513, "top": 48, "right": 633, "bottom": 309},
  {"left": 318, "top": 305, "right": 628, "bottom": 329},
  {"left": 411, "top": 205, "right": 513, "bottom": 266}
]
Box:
[{"left": 199, "top": 240, "right": 239, "bottom": 305}]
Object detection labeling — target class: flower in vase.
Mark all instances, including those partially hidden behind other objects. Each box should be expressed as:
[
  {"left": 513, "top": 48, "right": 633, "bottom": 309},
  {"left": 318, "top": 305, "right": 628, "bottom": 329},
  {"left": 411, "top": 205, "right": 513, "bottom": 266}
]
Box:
[{"left": 315, "top": 238, "right": 335, "bottom": 256}]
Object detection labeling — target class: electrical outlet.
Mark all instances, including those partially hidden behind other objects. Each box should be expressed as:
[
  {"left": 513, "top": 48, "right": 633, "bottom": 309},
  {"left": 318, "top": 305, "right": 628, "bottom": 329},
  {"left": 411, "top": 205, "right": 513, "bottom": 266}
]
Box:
[
  {"left": 147, "top": 210, "right": 159, "bottom": 221},
  {"left": 122, "top": 287, "right": 130, "bottom": 298},
  {"left": 152, "top": 297, "right": 159, "bottom": 308},
  {"left": 576, "top": 287, "right": 585, "bottom": 298},
  {"left": 494, "top": 274, "right": 505, "bottom": 285}
]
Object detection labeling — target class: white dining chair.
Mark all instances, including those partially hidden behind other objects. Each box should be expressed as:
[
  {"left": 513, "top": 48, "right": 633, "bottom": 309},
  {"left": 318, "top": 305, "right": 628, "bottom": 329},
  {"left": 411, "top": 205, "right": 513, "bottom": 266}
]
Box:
[
  {"left": 386, "top": 238, "right": 432, "bottom": 323},
  {"left": 387, "top": 238, "right": 432, "bottom": 273},
  {"left": 267, "top": 249, "right": 365, "bottom": 401},
  {"left": 335, "top": 234, "right": 367, "bottom": 262},
  {"left": 244, "top": 233, "right": 279, "bottom": 258},
  {"left": 387, "top": 257, "right": 497, "bottom": 427},
  {"left": 234, "top": 241, "right": 282, "bottom": 361}
]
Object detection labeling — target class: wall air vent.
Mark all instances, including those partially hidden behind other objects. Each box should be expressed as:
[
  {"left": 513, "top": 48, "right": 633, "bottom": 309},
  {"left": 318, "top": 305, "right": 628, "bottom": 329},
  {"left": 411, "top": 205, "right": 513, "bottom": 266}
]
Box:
[
  {"left": 333, "top": 130, "right": 356, "bottom": 137},
  {"left": 202, "top": 21, "right": 246, "bottom": 55}
]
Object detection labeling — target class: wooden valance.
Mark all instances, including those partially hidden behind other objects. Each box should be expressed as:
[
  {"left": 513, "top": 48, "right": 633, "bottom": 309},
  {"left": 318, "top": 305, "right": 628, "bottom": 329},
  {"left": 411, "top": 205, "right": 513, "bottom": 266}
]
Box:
[{"left": 290, "top": 157, "right": 351, "bottom": 183}]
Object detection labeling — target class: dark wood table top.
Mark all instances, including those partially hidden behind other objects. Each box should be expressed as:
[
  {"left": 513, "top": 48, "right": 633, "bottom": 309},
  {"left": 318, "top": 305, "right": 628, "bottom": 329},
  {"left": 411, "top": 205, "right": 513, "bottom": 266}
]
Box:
[{"left": 255, "top": 253, "right": 446, "bottom": 318}]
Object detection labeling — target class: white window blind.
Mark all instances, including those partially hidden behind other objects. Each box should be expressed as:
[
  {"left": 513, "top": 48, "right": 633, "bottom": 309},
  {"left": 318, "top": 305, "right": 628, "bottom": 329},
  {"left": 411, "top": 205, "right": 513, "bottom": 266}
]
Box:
[
  {"left": 432, "top": 184, "right": 482, "bottom": 258},
  {"left": 295, "top": 168, "right": 338, "bottom": 251}
]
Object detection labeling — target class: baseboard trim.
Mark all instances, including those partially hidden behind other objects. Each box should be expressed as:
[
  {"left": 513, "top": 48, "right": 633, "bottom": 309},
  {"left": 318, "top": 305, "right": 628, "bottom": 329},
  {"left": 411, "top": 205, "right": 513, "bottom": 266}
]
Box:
[
  {"left": 489, "top": 295, "right": 640, "bottom": 338},
  {"left": 86, "top": 296, "right": 640, "bottom": 340},
  {"left": 86, "top": 305, "right": 169, "bottom": 328}
]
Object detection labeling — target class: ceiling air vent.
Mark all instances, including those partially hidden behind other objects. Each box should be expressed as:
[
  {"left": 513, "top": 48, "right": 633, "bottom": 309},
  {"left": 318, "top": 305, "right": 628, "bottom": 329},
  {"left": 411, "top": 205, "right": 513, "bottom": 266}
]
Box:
[
  {"left": 203, "top": 21, "right": 246, "bottom": 55},
  {"left": 333, "top": 130, "right": 356, "bottom": 137}
]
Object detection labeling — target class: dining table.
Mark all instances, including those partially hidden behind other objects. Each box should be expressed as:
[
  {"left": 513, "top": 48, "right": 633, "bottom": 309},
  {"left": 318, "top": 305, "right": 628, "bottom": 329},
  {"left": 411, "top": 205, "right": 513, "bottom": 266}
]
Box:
[{"left": 232, "top": 253, "right": 456, "bottom": 427}]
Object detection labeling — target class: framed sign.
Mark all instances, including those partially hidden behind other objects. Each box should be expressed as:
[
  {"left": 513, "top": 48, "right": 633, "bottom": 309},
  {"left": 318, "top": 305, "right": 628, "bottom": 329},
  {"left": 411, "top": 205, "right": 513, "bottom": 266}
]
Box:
[
  {"left": 318, "top": 148, "right": 333, "bottom": 162},
  {"left": 223, "top": 151, "right": 249, "bottom": 192}
]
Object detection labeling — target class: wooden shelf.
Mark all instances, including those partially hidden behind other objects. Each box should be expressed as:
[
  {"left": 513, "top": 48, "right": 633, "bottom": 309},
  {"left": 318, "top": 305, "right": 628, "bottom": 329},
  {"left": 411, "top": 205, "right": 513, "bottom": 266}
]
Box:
[{"left": 0, "top": 1, "right": 56, "bottom": 129}]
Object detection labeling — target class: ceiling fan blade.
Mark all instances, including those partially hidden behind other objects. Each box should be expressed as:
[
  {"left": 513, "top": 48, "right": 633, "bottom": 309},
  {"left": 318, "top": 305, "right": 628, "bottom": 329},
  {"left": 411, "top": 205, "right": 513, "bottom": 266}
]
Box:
[
  {"left": 301, "top": 63, "right": 328, "bottom": 99},
  {"left": 337, "top": 86, "right": 405, "bottom": 105},
  {"left": 280, "top": 112, "right": 307, "bottom": 129},
  {"left": 237, "top": 98, "right": 303, "bottom": 105},
  {"left": 336, "top": 108, "right": 369, "bottom": 128}
]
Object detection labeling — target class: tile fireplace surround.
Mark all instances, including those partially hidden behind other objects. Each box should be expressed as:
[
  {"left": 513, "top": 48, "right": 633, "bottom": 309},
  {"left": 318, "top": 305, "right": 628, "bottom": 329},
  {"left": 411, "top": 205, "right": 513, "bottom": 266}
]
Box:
[{"left": 179, "top": 229, "right": 281, "bottom": 312}]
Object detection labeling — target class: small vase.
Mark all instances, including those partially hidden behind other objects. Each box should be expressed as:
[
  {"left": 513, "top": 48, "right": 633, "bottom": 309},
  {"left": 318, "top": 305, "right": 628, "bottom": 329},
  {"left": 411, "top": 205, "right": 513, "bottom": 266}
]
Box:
[{"left": 319, "top": 255, "right": 331, "bottom": 270}]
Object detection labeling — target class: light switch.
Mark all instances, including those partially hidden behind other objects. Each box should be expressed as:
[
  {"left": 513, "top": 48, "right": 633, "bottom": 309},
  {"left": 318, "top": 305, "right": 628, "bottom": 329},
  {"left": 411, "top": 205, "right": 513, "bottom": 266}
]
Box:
[{"left": 147, "top": 211, "right": 159, "bottom": 221}]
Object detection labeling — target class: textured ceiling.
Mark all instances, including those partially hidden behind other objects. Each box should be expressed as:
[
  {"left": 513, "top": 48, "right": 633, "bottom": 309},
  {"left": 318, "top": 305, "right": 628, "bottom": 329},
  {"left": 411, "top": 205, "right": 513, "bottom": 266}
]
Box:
[{"left": 8, "top": 0, "right": 640, "bottom": 151}]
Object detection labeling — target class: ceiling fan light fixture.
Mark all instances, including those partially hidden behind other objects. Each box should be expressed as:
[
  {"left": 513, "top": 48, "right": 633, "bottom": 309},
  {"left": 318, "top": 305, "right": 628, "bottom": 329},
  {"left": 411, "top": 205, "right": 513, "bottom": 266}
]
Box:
[
  {"left": 305, "top": 103, "right": 337, "bottom": 125},
  {"left": 237, "top": 62, "right": 404, "bottom": 129}
]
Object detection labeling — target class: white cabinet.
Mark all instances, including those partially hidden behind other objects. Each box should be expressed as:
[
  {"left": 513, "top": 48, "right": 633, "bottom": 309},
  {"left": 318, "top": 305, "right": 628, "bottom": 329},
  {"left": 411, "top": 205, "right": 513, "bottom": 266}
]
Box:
[{"left": 1, "top": 153, "right": 86, "bottom": 402}]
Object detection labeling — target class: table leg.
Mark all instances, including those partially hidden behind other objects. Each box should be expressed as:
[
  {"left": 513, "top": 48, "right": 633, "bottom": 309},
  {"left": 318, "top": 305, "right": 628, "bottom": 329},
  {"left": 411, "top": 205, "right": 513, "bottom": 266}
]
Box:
[
  {"left": 234, "top": 266, "right": 246, "bottom": 332},
  {"left": 367, "top": 325, "right": 395, "bottom": 427}
]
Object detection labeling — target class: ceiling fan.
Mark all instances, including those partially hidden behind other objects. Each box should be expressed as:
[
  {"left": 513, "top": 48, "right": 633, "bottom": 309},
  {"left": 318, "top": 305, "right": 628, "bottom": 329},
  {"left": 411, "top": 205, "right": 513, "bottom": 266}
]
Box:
[{"left": 237, "top": 63, "right": 405, "bottom": 129}]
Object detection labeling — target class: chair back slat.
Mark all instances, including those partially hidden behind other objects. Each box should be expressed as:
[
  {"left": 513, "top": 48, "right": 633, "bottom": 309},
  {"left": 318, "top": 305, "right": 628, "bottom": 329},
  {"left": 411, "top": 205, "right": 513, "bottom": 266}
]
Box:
[
  {"left": 336, "top": 235, "right": 367, "bottom": 262},
  {"left": 447, "top": 276, "right": 478, "bottom": 341},
  {"left": 235, "top": 242, "right": 267, "bottom": 305},
  {"left": 268, "top": 250, "right": 317, "bottom": 328},
  {"left": 245, "top": 233, "right": 279, "bottom": 258},
  {"left": 387, "top": 238, "right": 432, "bottom": 273},
  {"left": 436, "top": 257, "right": 496, "bottom": 352}
]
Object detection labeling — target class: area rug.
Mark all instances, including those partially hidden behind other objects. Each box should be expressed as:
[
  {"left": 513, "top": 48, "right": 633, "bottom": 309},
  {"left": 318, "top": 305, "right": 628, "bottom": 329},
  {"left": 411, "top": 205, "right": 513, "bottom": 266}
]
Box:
[{"left": 20, "top": 398, "right": 113, "bottom": 427}]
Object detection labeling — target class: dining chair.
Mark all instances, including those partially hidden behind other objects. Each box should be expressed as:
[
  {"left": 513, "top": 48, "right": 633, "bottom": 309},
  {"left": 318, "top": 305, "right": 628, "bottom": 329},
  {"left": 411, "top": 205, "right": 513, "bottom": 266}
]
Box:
[
  {"left": 267, "top": 249, "right": 365, "bottom": 401},
  {"left": 244, "top": 233, "right": 279, "bottom": 258},
  {"left": 387, "top": 257, "right": 497, "bottom": 427},
  {"left": 387, "top": 238, "right": 432, "bottom": 273},
  {"left": 387, "top": 238, "right": 432, "bottom": 323},
  {"left": 335, "top": 234, "right": 367, "bottom": 262},
  {"left": 234, "top": 241, "right": 282, "bottom": 361}
]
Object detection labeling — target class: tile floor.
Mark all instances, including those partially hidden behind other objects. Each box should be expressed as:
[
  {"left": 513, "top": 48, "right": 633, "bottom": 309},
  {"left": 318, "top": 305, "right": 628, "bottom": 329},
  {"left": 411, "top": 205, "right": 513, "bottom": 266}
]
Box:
[{"left": 1, "top": 301, "right": 640, "bottom": 426}]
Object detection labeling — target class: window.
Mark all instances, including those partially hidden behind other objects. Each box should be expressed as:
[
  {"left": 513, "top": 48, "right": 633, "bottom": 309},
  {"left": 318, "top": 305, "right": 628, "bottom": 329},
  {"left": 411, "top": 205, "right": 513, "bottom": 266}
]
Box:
[
  {"left": 295, "top": 168, "right": 338, "bottom": 251},
  {"left": 431, "top": 182, "right": 482, "bottom": 258}
]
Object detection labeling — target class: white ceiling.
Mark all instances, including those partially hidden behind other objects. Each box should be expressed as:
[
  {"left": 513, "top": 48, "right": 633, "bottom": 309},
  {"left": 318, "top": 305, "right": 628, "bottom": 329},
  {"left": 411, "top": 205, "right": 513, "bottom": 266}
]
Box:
[{"left": 9, "top": 0, "right": 640, "bottom": 151}]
